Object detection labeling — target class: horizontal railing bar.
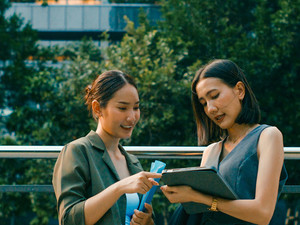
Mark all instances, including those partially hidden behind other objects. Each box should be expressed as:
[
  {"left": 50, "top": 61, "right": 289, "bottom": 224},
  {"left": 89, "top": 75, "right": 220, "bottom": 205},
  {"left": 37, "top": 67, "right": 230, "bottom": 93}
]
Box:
[
  {"left": 0, "top": 185, "right": 299, "bottom": 194},
  {"left": 0, "top": 146, "right": 299, "bottom": 159},
  {"left": 0, "top": 185, "right": 54, "bottom": 193},
  {"left": 282, "top": 185, "right": 300, "bottom": 194},
  {"left": 0, "top": 146, "right": 205, "bottom": 159},
  {"left": 0, "top": 147, "right": 299, "bottom": 194}
]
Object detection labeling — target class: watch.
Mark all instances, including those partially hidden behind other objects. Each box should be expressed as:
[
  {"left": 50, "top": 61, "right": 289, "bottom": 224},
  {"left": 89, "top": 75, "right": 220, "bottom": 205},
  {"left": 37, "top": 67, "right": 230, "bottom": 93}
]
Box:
[{"left": 209, "top": 197, "right": 218, "bottom": 211}]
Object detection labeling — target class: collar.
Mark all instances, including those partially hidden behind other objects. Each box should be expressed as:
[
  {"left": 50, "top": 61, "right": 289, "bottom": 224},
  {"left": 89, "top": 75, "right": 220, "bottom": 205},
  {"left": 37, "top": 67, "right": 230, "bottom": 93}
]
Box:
[
  {"left": 86, "top": 130, "right": 106, "bottom": 151},
  {"left": 86, "top": 130, "right": 139, "bottom": 164},
  {"left": 120, "top": 145, "right": 140, "bottom": 164}
]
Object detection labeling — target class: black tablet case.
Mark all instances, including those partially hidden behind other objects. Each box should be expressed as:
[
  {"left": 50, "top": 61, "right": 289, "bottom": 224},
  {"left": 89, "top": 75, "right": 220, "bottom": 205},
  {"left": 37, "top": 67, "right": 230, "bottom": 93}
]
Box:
[{"left": 161, "top": 166, "right": 239, "bottom": 214}]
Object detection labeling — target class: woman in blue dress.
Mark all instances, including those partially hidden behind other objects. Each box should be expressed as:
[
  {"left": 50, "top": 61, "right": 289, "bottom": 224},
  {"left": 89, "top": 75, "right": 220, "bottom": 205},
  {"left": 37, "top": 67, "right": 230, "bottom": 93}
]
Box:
[{"left": 161, "top": 59, "right": 287, "bottom": 225}]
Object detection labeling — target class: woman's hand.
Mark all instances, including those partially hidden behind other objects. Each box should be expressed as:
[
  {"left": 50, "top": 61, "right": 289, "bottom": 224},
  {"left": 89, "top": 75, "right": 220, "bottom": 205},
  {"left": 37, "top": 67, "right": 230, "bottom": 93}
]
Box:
[
  {"left": 130, "top": 203, "right": 154, "bottom": 225},
  {"left": 160, "top": 185, "right": 196, "bottom": 203},
  {"left": 118, "top": 172, "right": 161, "bottom": 194}
]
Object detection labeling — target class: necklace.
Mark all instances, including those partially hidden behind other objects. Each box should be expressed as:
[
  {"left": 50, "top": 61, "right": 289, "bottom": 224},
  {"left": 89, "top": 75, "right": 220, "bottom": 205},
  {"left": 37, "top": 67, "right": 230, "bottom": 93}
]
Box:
[{"left": 227, "top": 125, "right": 256, "bottom": 144}]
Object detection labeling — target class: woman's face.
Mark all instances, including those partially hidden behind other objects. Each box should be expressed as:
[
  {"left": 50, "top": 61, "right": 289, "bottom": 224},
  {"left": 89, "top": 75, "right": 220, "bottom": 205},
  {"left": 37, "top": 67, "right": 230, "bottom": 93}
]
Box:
[
  {"left": 99, "top": 83, "right": 140, "bottom": 139},
  {"left": 196, "top": 77, "right": 244, "bottom": 130}
]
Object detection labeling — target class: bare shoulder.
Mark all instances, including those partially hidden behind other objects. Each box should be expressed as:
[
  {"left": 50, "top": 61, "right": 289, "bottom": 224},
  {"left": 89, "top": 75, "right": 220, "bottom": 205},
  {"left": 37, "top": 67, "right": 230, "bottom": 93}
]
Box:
[
  {"left": 260, "top": 126, "right": 283, "bottom": 141},
  {"left": 258, "top": 126, "right": 284, "bottom": 157}
]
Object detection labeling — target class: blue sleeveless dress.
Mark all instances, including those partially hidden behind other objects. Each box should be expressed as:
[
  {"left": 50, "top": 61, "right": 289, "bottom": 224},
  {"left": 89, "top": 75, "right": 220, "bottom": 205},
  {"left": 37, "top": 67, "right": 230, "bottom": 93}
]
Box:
[{"left": 201, "top": 124, "right": 288, "bottom": 225}]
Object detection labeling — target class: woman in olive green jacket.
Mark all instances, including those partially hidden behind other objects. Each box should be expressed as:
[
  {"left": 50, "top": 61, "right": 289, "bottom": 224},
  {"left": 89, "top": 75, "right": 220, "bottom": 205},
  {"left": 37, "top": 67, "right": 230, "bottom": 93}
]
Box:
[{"left": 52, "top": 70, "right": 161, "bottom": 225}]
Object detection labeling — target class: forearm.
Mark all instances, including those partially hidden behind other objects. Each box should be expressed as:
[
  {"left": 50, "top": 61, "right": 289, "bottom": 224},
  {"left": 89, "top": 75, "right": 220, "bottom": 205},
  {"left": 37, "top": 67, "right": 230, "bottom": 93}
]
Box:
[
  {"left": 84, "top": 182, "right": 124, "bottom": 225},
  {"left": 84, "top": 171, "right": 161, "bottom": 225},
  {"left": 192, "top": 191, "right": 273, "bottom": 225},
  {"left": 215, "top": 198, "right": 273, "bottom": 225}
]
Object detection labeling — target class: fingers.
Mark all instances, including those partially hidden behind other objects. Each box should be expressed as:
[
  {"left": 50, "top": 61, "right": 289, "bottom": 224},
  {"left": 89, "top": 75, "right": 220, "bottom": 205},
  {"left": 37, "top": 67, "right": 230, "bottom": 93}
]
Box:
[
  {"left": 131, "top": 210, "right": 143, "bottom": 224},
  {"left": 143, "top": 172, "right": 162, "bottom": 179},
  {"left": 136, "top": 175, "right": 153, "bottom": 193},
  {"left": 160, "top": 185, "right": 180, "bottom": 203},
  {"left": 136, "top": 172, "right": 161, "bottom": 193},
  {"left": 143, "top": 172, "right": 161, "bottom": 187},
  {"left": 122, "top": 172, "right": 162, "bottom": 194},
  {"left": 148, "top": 178, "right": 159, "bottom": 186},
  {"left": 160, "top": 185, "right": 175, "bottom": 192},
  {"left": 144, "top": 203, "right": 153, "bottom": 214},
  {"left": 131, "top": 205, "right": 153, "bottom": 225},
  {"left": 161, "top": 185, "right": 194, "bottom": 203}
]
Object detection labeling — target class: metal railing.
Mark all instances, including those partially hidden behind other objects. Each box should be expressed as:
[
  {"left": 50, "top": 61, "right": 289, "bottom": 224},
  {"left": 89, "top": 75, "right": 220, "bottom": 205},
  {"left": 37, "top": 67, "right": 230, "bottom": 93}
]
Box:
[
  {"left": 1, "top": 146, "right": 299, "bottom": 159},
  {"left": 0, "top": 146, "right": 300, "bottom": 194}
]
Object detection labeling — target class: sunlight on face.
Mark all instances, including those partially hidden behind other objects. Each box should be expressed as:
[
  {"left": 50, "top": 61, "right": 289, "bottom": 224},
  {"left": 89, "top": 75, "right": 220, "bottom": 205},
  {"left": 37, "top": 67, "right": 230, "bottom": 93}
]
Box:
[
  {"left": 196, "top": 77, "right": 242, "bottom": 129},
  {"left": 99, "top": 83, "right": 140, "bottom": 140}
]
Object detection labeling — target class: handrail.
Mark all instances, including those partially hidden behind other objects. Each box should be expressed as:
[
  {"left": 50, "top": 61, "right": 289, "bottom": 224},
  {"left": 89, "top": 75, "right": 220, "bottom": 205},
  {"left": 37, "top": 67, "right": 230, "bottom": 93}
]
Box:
[
  {"left": 0, "top": 146, "right": 299, "bottom": 194},
  {"left": 0, "top": 146, "right": 299, "bottom": 159}
]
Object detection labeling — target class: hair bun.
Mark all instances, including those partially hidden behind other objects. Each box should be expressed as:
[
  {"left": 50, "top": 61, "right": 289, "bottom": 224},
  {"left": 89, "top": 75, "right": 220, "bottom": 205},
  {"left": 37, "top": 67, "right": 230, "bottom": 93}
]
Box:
[{"left": 85, "top": 85, "right": 92, "bottom": 95}]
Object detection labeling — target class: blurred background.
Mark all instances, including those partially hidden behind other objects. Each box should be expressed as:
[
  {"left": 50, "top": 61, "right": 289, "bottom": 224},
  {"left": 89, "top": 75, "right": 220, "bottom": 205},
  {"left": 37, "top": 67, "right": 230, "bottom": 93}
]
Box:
[{"left": 0, "top": 0, "right": 299, "bottom": 224}]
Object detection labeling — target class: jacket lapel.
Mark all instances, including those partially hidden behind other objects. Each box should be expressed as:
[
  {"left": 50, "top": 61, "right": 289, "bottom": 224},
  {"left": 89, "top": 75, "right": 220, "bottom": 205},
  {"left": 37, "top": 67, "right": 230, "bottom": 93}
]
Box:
[
  {"left": 102, "top": 150, "right": 120, "bottom": 180},
  {"left": 87, "top": 130, "right": 121, "bottom": 181},
  {"left": 120, "top": 146, "right": 143, "bottom": 175}
]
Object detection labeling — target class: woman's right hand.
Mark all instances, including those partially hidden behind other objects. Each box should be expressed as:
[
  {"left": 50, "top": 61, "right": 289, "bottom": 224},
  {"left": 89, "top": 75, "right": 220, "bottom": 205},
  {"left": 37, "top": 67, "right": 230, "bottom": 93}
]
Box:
[
  {"left": 118, "top": 172, "right": 161, "bottom": 194},
  {"left": 160, "top": 185, "right": 197, "bottom": 203}
]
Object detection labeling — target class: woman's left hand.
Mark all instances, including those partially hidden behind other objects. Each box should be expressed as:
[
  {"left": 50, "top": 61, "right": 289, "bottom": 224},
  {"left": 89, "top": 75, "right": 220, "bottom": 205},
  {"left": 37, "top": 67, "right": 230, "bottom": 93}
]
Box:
[
  {"left": 160, "top": 185, "right": 195, "bottom": 203},
  {"left": 130, "top": 203, "right": 154, "bottom": 225}
]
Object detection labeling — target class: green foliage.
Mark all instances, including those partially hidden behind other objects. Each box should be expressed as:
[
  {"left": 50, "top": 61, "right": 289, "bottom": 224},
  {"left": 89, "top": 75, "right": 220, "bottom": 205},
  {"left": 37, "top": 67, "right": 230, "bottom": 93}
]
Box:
[
  {"left": 159, "top": 0, "right": 300, "bottom": 146},
  {"left": 0, "top": 2, "right": 102, "bottom": 223},
  {"left": 104, "top": 15, "right": 196, "bottom": 146},
  {"left": 0, "top": 136, "right": 57, "bottom": 224},
  {"left": 158, "top": 0, "right": 300, "bottom": 214},
  {"left": 245, "top": 0, "right": 300, "bottom": 146},
  {"left": 1, "top": 2, "right": 43, "bottom": 221},
  {"left": 5, "top": 39, "right": 102, "bottom": 145},
  {"left": 0, "top": 138, "right": 30, "bottom": 223},
  {"left": 1, "top": 39, "right": 102, "bottom": 223},
  {"left": 26, "top": 159, "right": 57, "bottom": 225},
  {"left": 1, "top": 0, "right": 300, "bottom": 224},
  {"left": 0, "top": 0, "right": 38, "bottom": 110}
]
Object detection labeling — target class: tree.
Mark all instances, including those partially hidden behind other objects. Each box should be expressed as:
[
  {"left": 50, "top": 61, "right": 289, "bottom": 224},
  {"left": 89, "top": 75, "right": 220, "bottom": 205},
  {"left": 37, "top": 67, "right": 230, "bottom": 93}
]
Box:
[
  {"left": 103, "top": 14, "right": 196, "bottom": 146},
  {"left": 0, "top": 0, "right": 38, "bottom": 109},
  {"left": 1, "top": 32, "right": 107, "bottom": 222},
  {"left": 0, "top": 0, "right": 52, "bottom": 224},
  {"left": 159, "top": 0, "right": 300, "bottom": 146}
]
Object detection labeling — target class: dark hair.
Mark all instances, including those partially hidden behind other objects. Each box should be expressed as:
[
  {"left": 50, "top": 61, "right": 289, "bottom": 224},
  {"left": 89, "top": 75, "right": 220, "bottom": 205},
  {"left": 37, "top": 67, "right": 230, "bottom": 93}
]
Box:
[
  {"left": 191, "top": 59, "right": 261, "bottom": 145},
  {"left": 85, "top": 70, "right": 137, "bottom": 121}
]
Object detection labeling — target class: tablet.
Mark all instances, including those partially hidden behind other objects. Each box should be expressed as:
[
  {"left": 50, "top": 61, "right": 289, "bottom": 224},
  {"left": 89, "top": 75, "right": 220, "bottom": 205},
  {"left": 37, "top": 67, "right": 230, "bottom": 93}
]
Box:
[{"left": 161, "top": 166, "right": 238, "bottom": 214}]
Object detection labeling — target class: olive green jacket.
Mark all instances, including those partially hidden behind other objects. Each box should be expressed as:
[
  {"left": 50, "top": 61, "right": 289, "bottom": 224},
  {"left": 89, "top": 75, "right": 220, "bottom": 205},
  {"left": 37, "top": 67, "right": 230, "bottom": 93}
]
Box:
[{"left": 52, "top": 131, "right": 143, "bottom": 225}]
